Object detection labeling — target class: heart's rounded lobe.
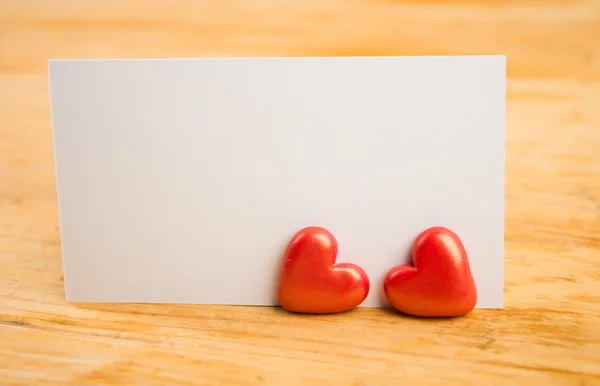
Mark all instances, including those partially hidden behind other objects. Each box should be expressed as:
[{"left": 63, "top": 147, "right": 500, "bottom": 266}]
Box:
[
  {"left": 384, "top": 226, "right": 477, "bottom": 317},
  {"left": 278, "top": 227, "right": 370, "bottom": 314}
]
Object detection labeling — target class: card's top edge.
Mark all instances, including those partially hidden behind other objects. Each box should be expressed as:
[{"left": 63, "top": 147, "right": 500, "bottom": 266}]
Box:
[{"left": 47, "top": 55, "right": 506, "bottom": 63}]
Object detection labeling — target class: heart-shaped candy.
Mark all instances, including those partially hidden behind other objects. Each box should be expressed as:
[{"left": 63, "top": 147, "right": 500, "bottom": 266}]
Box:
[
  {"left": 384, "top": 226, "right": 477, "bottom": 317},
  {"left": 277, "top": 226, "right": 370, "bottom": 313}
]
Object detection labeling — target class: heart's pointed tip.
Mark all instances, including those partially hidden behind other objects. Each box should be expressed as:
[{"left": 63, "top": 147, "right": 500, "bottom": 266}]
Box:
[{"left": 466, "top": 290, "right": 478, "bottom": 312}]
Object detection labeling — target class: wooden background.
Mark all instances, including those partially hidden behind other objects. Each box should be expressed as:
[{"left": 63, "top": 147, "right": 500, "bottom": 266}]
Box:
[{"left": 1, "top": 1, "right": 599, "bottom": 385}]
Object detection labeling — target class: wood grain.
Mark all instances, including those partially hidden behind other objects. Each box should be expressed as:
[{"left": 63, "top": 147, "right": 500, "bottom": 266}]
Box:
[{"left": 1, "top": 1, "right": 599, "bottom": 385}]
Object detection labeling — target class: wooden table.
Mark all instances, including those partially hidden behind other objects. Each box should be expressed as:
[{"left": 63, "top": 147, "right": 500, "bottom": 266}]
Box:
[{"left": 1, "top": 1, "right": 599, "bottom": 385}]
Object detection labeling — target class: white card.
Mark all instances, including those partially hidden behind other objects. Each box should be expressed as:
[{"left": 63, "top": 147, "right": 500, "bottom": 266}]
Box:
[{"left": 49, "top": 56, "right": 505, "bottom": 308}]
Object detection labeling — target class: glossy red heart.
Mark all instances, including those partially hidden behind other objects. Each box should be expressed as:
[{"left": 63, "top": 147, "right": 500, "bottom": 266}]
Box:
[
  {"left": 277, "top": 226, "right": 370, "bottom": 313},
  {"left": 384, "top": 226, "right": 477, "bottom": 317}
]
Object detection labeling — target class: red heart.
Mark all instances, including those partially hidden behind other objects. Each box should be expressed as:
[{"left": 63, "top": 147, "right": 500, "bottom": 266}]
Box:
[
  {"left": 277, "top": 226, "right": 370, "bottom": 313},
  {"left": 384, "top": 226, "right": 477, "bottom": 317}
]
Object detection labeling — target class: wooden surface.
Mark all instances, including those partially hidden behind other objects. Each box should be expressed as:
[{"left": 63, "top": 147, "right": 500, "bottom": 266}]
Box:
[{"left": 1, "top": 1, "right": 600, "bottom": 385}]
